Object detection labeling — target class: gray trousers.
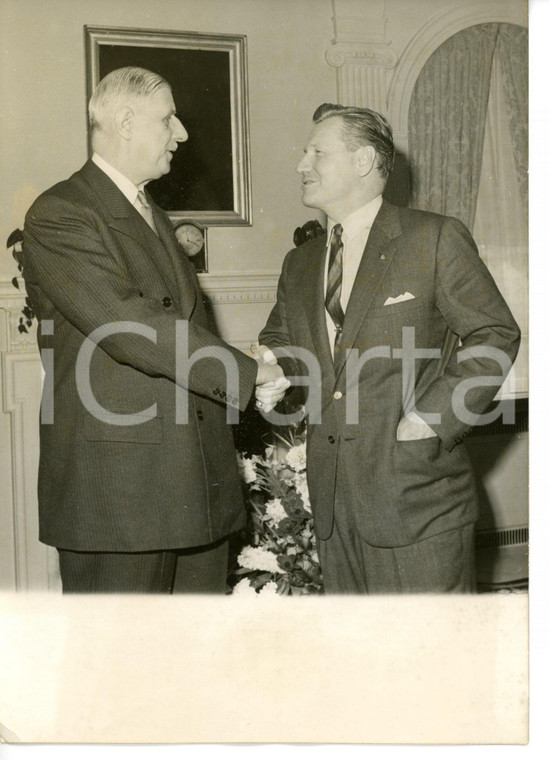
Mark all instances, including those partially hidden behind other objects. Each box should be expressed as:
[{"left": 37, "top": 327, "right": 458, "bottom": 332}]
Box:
[
  {"left": 317, "top": 457, "right": 476, "bottom": 594},
  {"left": 58, "top": 536, "right": 230, "bottom": 594}
]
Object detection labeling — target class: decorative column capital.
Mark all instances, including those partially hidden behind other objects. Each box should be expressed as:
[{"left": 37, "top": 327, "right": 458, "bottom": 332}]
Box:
[
  {"left": 326, "top": 2, "right": 398, "bottom": 113},
  {"left": 326, "top": 44, "right": 398, "bottom": 71}
]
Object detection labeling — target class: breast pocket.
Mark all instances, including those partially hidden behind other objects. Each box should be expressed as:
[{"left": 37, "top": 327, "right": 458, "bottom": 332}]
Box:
[{"left": 369, "top": 298, "right": 426, "bottom": 318}]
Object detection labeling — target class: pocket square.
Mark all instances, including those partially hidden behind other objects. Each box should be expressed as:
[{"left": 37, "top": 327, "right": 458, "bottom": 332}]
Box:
[{"left": 384, "top": 292, "right": 415, "bottom": 306}]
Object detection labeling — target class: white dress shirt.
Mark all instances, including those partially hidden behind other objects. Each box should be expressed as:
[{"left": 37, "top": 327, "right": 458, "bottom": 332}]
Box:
[
  {"left": 91, "top": 152, "right": 147, "bottom": 205},
  {"left": 324, "top": 194, "right": 383, "bottom": 354}
]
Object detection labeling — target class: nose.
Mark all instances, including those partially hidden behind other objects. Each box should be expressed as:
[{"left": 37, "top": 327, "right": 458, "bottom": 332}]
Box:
[
  {"left": 296, "top": 153, "right": 310, "bottom": 173},
  {"left": 171, "top": 116, "right": 188, "bottom": 142}
]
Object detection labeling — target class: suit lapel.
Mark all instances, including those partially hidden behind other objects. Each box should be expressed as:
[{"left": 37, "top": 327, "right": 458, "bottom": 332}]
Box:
[
  {"left": 78, "top": 161, "right": 197, "bottom": 318},
  {"left": 335, "top": 201, "right": 403, "bottom": 379}
]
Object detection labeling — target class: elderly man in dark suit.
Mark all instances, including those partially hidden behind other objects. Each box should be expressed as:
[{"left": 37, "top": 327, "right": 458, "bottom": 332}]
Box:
[
  {"left": 257, "top": 103, "right": 520, "bottom": 593},
  {"left": 23, "top": 67, "right": 288, "bottom": 593}
]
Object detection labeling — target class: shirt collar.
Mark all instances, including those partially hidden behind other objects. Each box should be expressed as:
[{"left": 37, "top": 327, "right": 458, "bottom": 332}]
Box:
[
  {"left": 327, "top": 194, "right": 383, "bottom": 243},
  {"left": 92, "top": 153, "right": 145, "bottom": 205}
]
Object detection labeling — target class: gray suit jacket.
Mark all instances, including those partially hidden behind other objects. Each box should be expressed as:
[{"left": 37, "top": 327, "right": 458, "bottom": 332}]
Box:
[
  {"left": 260, "top": 201, "right": 520, "bottom": 546},
  {"left": 23, "top": 159, "right": 257, "bottom": 552}
]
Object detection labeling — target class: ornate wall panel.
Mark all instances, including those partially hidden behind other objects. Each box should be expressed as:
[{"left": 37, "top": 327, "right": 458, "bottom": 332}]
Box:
[{"left": 0, "top": 280, "right": 60, "bottom": 591}]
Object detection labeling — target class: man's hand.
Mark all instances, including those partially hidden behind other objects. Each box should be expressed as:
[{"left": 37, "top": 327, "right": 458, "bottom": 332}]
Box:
[
  {"left": 396, "top": 411, "right": 438, "bottom": 441},
  {"left": 255, "top": 376, "right": 291, "bottom": 413},
  {"left": 252, "top": 344, "right": 291, "bottom": 412}
]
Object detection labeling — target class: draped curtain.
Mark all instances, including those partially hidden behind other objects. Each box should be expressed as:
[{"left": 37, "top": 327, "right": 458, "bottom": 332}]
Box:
[
  {"left": 473, "top": 42, "right": 528, "bottom": 395},
  {"left": 408, "top": 24, "right": 499, "bottom": 229},
  {"left": 497, "top": 24, "right": 528, "bottom": 209},
  {"left": 408, "top": 22, "right": 528, "bottom": 395}
]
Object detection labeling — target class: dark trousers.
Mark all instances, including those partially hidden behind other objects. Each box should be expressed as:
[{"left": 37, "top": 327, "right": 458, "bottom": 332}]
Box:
[
  {"left": 317, "top": 457, "right": 476, "bottom": 594},
  {"left": 58, "top": 536, "right": 230, "bottom": 594}
]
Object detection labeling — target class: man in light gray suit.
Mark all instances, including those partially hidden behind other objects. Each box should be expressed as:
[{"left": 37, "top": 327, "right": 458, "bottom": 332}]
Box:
[{"left": 257, "top": 104, "right": 520, "bottom": 593}]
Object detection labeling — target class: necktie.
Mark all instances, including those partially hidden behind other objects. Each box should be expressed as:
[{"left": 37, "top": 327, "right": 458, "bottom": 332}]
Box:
[
  {"left": 135, "top": 190, "right": 158, "bottom": 234},
  {"left": 325, "top": 224, "right": 345, "bottom": 356}
]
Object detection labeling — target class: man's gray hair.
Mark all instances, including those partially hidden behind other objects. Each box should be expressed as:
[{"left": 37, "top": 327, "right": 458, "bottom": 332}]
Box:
[
  {"left": 313, "top": 103, "right": 395, "bottom": 179},
  {"left": 89, "top": 66, "right": 171, "bottom": 133}
]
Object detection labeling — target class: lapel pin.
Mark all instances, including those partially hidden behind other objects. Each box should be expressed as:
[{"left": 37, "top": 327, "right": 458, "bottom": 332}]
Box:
[{"left": 380, "top": 254, "right": 386, "bottom": 260}]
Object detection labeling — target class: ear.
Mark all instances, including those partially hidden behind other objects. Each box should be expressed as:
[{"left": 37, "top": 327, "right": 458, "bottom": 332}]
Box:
[
  {"left": 114, "top": 106, "right": 134, "bottom": 141},
  {"left": 356, "top": 145, "right": 376, "bottom": 177}
]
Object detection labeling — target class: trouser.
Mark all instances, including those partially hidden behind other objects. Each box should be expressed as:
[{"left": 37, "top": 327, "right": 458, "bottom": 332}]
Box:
[
  {"left": 318, "top": 518, "right": 476, "bottom": 593},
  {"left": 317, "top": 454, "right": 476, "bottom": 594},
  {"left": 58, "top": 536, "right": 230, "bottom": 594}
]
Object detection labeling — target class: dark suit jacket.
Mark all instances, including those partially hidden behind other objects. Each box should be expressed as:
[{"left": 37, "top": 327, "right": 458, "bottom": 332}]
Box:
[
  {"left": 260, "top": 201, "right": 520, "bottom": 547},
  {"left": 23, "top": 159, "right": 257, "bottom": 552}
]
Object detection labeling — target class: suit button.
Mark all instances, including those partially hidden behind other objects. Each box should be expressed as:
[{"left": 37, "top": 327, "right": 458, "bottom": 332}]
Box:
[
  {"left": 333, "top": 391, "right": 342, "bottom": 400},
  {"left": 197, "top": 410, "right": 204, "bottom": 420},
  {"left": 213, "top": 388, "right": 220, "bottom": 396},
  {"left": 328, "top": 435, "right": 335, "bottom": 444},
  {"left": 162, "top": 296, "right": 173, "bottom": 308}
]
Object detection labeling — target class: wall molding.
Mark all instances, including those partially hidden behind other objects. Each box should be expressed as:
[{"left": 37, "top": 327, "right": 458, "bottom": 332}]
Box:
[
  {"left": 1, "top": 345, "right": 60, "bottom": 591},
  {"left": 2, "top": 352, "right": 41, "bottom": 589},
  {"left": 1, "top": 273, "right": 281, "bottom": 311},
  {"left": 387, "top": 0, "right": 527, "bottom": 138},
  {"left": 198, "top": 271, "right": 279, "bottom": 304}
]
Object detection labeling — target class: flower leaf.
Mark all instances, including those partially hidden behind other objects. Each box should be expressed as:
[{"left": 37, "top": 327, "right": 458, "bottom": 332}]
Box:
[{"left": 6, "top": 228, "right": 24, "bottom": 248}]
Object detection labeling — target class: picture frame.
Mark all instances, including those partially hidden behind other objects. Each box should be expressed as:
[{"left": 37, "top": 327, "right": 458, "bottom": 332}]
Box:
[{"left": 85, "top": 25, "right": 252, "bottom": 227}]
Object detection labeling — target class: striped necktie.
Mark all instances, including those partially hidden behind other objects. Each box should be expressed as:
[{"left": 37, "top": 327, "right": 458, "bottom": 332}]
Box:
[
  {"left": 325, "top": 223, "right": 345, "bottom": 344},
  {"left": 135, "top": 190, "right": 158, "bottom": 234}
]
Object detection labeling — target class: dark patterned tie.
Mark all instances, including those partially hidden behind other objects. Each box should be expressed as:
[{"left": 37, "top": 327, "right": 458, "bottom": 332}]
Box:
[
  {"left": 325, "top": 224, "right": 345, "bottom": 355},
  {"left": 135, "top": 190, "right": 158, "bottom": 235}
]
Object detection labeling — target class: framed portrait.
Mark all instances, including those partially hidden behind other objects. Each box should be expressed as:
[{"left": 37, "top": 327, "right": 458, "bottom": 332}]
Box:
[{"left": 85, "top": 25, "right": 252, "bottom": 227}]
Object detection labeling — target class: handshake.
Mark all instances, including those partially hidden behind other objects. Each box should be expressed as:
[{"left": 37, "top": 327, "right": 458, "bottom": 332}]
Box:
[{"left": 252, "top": 344, "right": 291, "bottom": 413}]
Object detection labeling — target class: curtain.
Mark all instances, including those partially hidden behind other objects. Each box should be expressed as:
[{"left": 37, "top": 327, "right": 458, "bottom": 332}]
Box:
[
  {"left": 473, "top": 50, "right": 528, "bottom": 395},
  {"left": 408, "top": 22, "right": 528, "bottom": 395},
  {"left": 408, "top": 24, "right": 499, "bottom": 229},
  {"left": 496, "top": 24, "right": 528, "bottom": 208}
]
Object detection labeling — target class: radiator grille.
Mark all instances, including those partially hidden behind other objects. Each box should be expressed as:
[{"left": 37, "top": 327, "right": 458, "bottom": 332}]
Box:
[
  {"left": 466, "top": 398, "right": 528, "bottom": 438},
  {"left": 475, "top": 526, "right": 529, "bottom": 550}
]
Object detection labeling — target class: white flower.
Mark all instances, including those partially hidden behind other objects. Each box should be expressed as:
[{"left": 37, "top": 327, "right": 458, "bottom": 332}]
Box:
[
  {"left": 279, "top": 467, "right": 297, "bottom": 486},
  {"left": 265, "top": 498, "right": 287, "bottom": 526},
  {"left": 236, "top": 453, "right": 257, "bottom": 484},
  {"left": 232, "top": 578, "right": 258, "bottom": 595},
  {"left": 238, "top": 546, "right": 280, "bottom": 574},
  {"left": 259, "top": 581, "right": 278, "bottom": 595},
  {"left": 285, "top": 442, "right": 306, "bottom": 472},
  {"left": 286, "top": 546, "right": 298, "bottom": 556},
  {"left": 295, "top": 472, "right": 312, "bottom": 510}
]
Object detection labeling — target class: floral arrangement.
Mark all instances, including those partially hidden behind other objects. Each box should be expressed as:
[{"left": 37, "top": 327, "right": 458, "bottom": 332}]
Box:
[
  {"left": 233, "top": 421, "right": 323, "bottom": 596},
  {"left": 6, "top": 227, "right": 36, "bottom": 334}
]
